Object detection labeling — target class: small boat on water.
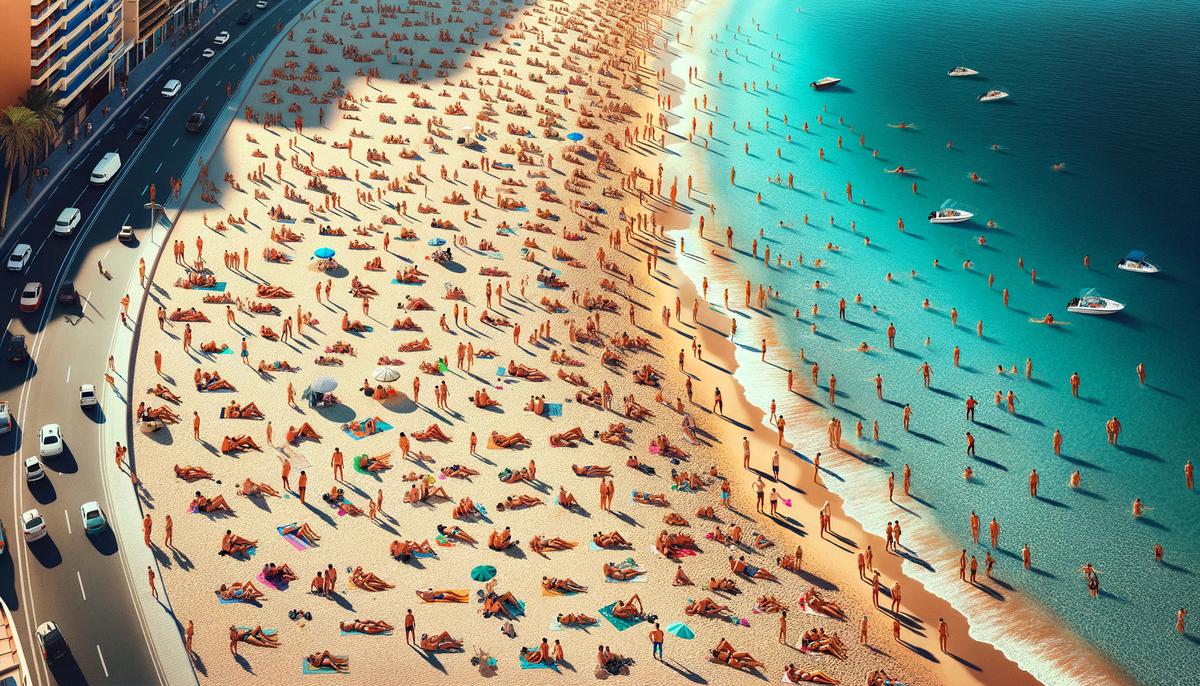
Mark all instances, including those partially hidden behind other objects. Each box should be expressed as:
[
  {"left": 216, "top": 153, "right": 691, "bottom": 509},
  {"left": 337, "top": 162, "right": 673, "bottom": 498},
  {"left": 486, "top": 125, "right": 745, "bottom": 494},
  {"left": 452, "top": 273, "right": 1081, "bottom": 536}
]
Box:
[
  {"left": 948, "top": 65, "right": 979, "bottom": 77},
  {"left": 977, "top": 89, "right": 1009, "bottom": 102},
  {"left": 810, "top": 77, "right": 841, "bottom": 90},
  {"left": 1117, "top": 250, "right": 1159, "bottom": 274},
  {"left": 928, "top": 204, "right": 974, "bottom": 223},
  {"left": 1067, "top": 288, "right": 1125, "bottom": 315}
]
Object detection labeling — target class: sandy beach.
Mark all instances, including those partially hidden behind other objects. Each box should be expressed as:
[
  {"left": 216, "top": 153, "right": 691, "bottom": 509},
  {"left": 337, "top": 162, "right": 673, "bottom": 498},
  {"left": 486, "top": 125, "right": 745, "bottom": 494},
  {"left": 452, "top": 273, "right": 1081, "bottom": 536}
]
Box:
[{"left": 126, "top": 0, "right": 1062, "bottom": 683}]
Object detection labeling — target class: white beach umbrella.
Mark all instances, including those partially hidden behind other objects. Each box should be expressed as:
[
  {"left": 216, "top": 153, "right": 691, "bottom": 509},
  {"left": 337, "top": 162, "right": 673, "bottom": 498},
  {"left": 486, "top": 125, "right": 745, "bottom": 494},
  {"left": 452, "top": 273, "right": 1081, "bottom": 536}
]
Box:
[
  {"left": 310, "top": 376, "right": 338, "bottom": 394},
  {"left": 373, "top": 366, "right": 402, "bottom": 383}
]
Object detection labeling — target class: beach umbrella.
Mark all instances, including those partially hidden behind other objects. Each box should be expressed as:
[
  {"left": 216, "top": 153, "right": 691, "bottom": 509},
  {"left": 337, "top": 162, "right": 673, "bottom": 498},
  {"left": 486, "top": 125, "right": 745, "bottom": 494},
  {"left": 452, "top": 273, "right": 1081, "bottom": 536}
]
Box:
[
  {"left": 314, "top": 247, "right": 336, "bottom": 259},
  {"left": 310, "top": 376, "right": 338, "bottom": 393},
  {"left": 665, "top": 622, "right": 694, "bottom": 639},
  {"left": 470, "top": 565, "right": 497, "bottom": 582},
  {"left": 427, "top": 237, "right": 446, "bottom": 246},
  {"left": 566, "top": 132, "right": 584, "bottom": 141},
  {"left": 372, "top": 366, "right": 401, "bottom": 382}
]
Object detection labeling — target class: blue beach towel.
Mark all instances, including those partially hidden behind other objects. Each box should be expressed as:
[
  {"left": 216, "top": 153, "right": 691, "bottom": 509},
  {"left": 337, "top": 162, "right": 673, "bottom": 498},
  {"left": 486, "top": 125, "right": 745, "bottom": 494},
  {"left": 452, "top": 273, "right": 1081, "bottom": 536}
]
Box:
[
  {"left": 597, "top": 602, "right": 646, "bottom": 631},
  {"left": 545, "top": 403, "right": 563, "bottom": 417},
  {"left": 301, "top": 657, "right": 348, "bottom": 675},
  {"left": 194, "top": 282, "right": 227, "bottom": 292}
]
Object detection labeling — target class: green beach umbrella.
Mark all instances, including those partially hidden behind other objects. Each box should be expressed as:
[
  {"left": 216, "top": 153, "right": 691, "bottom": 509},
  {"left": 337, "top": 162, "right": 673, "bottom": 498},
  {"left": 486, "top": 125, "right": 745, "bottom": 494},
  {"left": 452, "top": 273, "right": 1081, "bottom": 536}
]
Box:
[
  {"left": 665, "top": 622, "right": 694, "bottom": 639},
  {"left": 471, "top": 565, "right": 497, "bottom": 582}
]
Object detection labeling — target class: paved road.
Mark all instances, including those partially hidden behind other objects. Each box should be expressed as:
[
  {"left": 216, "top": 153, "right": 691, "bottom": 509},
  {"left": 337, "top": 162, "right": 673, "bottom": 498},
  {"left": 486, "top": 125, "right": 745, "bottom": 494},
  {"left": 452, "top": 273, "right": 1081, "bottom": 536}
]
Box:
[{"left": 0, "top": 1, "right": 309, "bottom": 683}]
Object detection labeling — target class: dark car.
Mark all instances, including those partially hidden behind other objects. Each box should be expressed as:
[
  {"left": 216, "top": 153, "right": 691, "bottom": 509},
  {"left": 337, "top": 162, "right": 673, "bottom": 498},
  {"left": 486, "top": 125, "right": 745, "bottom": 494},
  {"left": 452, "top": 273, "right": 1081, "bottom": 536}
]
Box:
[
  {"left": 236, "top": 11, "right": 252, "bottom": 24},
  {"left": 36, "top": 621, "right": 70, "bottom": 662},
  {"left": 133, "top": 114, "right": 151, "bottom": 134},
  {"left": 57, "top": 280, "right": 79, "bottom": 305},
  {"left": 7, "top": 334, "right": 27, "bottom": 363},
  {"left": 185, "top": 111, "right": 206, "bottom": 133}
]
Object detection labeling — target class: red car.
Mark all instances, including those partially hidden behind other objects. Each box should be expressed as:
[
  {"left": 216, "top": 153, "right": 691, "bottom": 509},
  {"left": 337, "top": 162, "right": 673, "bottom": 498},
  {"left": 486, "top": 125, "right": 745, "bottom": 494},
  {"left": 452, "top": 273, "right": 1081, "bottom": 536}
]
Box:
[{"left": 18, "top": 282, "right": 43, "bottom": 312}]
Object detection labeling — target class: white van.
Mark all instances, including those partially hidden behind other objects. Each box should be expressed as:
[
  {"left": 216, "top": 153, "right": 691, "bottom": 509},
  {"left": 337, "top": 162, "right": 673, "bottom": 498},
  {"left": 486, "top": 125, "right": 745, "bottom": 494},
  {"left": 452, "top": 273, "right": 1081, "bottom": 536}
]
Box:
[
  {"left": 90, "top": 152, "right": 121, "bottom": 184},
  {"left": 161, "top": 79, "right": 181, "bottom": 98},
  {"left": 53, "top": 208, "right": 80, "bottom": 237}
]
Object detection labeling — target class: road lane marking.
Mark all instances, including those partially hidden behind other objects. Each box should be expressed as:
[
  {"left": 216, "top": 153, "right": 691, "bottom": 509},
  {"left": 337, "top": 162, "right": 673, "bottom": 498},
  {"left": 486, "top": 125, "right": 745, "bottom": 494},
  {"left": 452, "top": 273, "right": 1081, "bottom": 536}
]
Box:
[
  {"left": 172, "top": 137, "right": 179, "bottom": 147},
  {"left": 64, "top": 509, "right": 72, "bottom": 534},
  {"left": 66, "top": 366, "right": 71, "bottom": 383},
  {"left": 122, "top": 213, "right": 131, "bottom": 225},
  {"left": 97, "top": 645, "right": 109, "bottom": 677},
  {"left": 126, "top": 130, "right": 133, "bottom": 140},
  {"left": 77, "top": 571, "right": 87, "bottom": 600},
  {"left": 155, "top": 162, "right": 163, "bottom": 173}
]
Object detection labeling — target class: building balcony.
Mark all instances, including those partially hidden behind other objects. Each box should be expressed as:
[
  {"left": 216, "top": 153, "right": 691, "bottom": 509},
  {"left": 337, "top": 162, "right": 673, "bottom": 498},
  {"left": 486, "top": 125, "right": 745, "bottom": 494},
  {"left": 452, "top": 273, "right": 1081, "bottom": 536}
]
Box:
[{"left": 31, "top": 0, "right": 65, "bottom": 24}]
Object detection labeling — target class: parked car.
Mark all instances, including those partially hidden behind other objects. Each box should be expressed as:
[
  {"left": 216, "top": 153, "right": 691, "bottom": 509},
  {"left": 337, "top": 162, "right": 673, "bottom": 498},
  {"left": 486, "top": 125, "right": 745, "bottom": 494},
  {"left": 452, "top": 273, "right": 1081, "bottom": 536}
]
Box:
[
  {"left": 161, "top": 79, "right": 182, "bottom": 98},
  {"left": 79, "top": 384, "right": 97, "bottom": 408},
  {"left": 17, "top": 283, "right": 43, "bottom": 312},
  {"left": 6, "top": 244, "right": 31, "bottom": 271},
  {"left": 53, "top": 208, "right": 81, "bottom": 236},
  {"left": 118, "top": 225, "right": 135, "bottom": 242}
]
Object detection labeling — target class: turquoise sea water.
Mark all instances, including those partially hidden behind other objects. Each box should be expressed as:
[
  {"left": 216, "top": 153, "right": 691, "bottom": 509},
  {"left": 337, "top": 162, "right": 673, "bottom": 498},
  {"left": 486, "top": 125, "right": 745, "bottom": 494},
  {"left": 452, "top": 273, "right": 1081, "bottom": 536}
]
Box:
[{"left": 667, "top": 0, "right": 1200, "bottom": 683}]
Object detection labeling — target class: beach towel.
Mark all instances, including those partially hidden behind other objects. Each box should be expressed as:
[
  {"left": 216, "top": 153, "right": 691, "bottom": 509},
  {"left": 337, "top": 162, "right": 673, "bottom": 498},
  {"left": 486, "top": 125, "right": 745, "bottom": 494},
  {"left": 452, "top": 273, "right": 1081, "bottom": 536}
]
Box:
[
  {"left": 597, "top": 602, "right": 646, "bottom": 631},
  {"left": 419, "top": 590, "right": 469, "bottom": 604},
  {"left": 339, "top": 629, "right": 392, "bottom": 636},
  {"left": 277, "top": 523, "right": 316, "bottom": 550},
  {"left": 236, "top": 626, "right": 277, "bottom": 636},
  {"left": 257, "top": 571, "right": 289, "bottom": 591},
  {"left": 390, "top": 279, "right": 423, "bottom": 286},
  {"left": 215, "top": 347, "right": 235, "bottom": 355},
  {"left": 482, "top": 250, "right": 503, "bottom": 260},
  {"left": 518, "top": 652, "right": 558, "bottom": 670},
  {"left": 541, "top": 586, "right": 580, "bottom": 597},
  {"left": 194, "top": 282, "right": 227, "bottom": 292},
  {"left": 302, "top": 657, "right": 348, "bottom": 675},
  {"left": 342, "top": 418, "right": 393, "bottom": 440},
  {"left": 604, "top": 573, "right": 647, "bottom": 584},
  {"left": 545, "top": 403, "right": 563, "bottom": 417},
  {"left": 588, "top": 540, "right": 632, "bottom": 553}
]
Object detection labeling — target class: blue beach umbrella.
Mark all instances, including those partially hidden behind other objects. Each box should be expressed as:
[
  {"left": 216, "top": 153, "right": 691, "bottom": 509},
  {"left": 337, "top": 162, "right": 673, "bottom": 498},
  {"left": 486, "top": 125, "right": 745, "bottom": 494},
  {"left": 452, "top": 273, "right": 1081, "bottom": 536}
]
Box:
[
  {"left": 566, "top": 132, "right": 584, "bottom": 141},
  {"left": 314, "top": 247, "right": 336, "bottom": 259},
  {"left": 471, "top": 565, "right": 497, "bottom": 582},
  {"left": 427, "top": 237, "right": 446, "bottom": 246},
  {"left": 665, "top": 622, "right": 694, "bottom": 639}
]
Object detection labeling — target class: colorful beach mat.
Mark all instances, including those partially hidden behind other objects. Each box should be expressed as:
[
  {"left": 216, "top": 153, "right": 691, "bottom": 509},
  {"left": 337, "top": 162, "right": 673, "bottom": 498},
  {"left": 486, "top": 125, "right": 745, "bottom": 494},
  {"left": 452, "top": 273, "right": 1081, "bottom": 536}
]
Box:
[
  {"left": 597, "top": 602, "right": 646, "bottom": 631},
  {"left": 341, "top": 418, "right": 393, "bottom": 440}
]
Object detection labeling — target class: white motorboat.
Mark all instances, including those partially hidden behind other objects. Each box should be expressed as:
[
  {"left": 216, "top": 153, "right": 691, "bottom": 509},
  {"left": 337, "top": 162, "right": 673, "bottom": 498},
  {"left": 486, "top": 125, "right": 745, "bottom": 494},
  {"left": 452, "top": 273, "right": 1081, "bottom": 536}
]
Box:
[
  {"left": 810, "top": 77, "right": 842, "bottom": 90},
  {"left": 928, "top": 207, "right": 974, "bottom": 224},
  {"left": 1067, "top": 289, "right": 1125, "bottom": 315},
  {"left": 1116, "top": 250, "right": 1159, "bottom": 274},
  {"left": 977, "top": 89, "right": 1009, "bottom": 102},
  {"left": 948, "top": 65, "right": 979, "bottom": 77}
]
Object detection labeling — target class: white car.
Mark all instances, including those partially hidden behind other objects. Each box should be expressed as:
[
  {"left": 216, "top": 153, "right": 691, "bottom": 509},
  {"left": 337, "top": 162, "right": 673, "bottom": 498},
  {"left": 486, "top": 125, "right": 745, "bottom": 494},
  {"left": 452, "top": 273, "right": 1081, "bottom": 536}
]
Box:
[
  {"left": 213, "top": 31, "right": 229, "bottom": 45},
  {"left": 79, "top": 384, "right": 97, "bottom": 408},
  {"left": 24, "top": 456, "right": 45, "bottom": 483},
  {"left": 21, "top": 509, "right": 47, "bottom": 541},
  {"left": 80, "top": 502, "right": 107, "bottom": 534},
  {"left": 6, "top": 244, "right": 31, "bottom": 271},
  {"left": 161, "top": 79, "right": 181, "bottom": 98},
  {"left": 255, "top": 0, "right": 268, "bottom": 7},
  {"left": 89, "top": 151, "right": 121, "bottom": 184},
  {"left": 0, "top": 401, "right": 10, "bottom": 434},
  {"left": 53, "top": 207, "right": 81, "bottom": 236},
  {"left": 38, "top": 424, "right": 62, "bottom": 457},
  {"left": 201, "top": 48, "right": 216, "bottom": 58}
]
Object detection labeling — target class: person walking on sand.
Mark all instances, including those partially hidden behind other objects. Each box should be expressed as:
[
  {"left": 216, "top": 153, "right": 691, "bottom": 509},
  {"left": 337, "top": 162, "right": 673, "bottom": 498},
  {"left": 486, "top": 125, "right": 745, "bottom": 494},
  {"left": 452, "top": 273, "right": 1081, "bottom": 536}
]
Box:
[
  {"left": 164, "top": 515, "right": 173, "bottom": 548},
  {"left": 778, "top": 609, "right": 788, "bottom": 644},
  {"left": 148, "top": 566, "right": 157, "bottom": 601},
  {"left": 649, "top": 623, "right": 664, "bottom": 660},
  {"left": 405, "top": 609, "right": 416, "bottom": 644},
  {"left": 298, "top": 470, "right": 307, "bottom": 504},
  {"left": 143, "top": 514, "right": 152, "bottom": 548},
  {"left": 938, "top": 618, "right": 949, "bottom": 652},
  {"left": 331, "top": 447, "right": 344, "bottom": 481}
]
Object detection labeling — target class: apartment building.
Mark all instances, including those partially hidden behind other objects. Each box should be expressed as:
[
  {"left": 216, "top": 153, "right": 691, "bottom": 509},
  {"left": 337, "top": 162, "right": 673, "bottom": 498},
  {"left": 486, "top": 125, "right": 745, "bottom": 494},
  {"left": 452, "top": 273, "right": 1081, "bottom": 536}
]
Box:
[{"left": 1, "top": 0, "right": 209, "bottom": 126}]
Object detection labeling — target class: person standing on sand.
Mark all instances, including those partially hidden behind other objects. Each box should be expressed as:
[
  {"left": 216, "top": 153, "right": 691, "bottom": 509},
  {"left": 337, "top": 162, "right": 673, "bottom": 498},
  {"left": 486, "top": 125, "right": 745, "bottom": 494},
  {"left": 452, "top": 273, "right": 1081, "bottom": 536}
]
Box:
[
  {"left": 938, "top": 618, "right": 949, "bottom": 652},
  {"left": 405, "top": 609, "right": 416, "bottom": 644},
  {"left": 649, "top": 623, "right": 664, "bottom": 660}
]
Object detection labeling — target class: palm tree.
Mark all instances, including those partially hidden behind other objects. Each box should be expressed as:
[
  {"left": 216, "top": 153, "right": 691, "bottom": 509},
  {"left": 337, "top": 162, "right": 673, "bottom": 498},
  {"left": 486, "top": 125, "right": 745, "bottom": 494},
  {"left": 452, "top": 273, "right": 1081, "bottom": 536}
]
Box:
[
  {"left": 20, "top": 87, "right": 63, "bottom": 160},
  {"left": 19, "top": 87, "right": 62, "bottom": 200},
  {"left": 0, "top": 106, "right": 40, "bottom": 234}
]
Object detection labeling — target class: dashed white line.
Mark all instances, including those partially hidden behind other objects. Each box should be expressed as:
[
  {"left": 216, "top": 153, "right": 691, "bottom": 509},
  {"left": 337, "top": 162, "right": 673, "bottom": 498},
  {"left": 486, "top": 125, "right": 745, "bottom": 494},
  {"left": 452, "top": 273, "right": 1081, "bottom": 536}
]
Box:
[
  {"left": 172, "top": 137, "right": 179, "bottom": 148},
  {"left": 77, "top": 571, "right": 87, "bottom": 600},
  {"left": 64, "top": 509, "right": 72, "bottom": 535},
  {"left": 66, "top": 366, "right": 71, "bottom": 383},
  {"left": 96, "top": 645, "right": 109, "bottom": 677},
  {"left": 155, "top": 162, "right": 163, "bottom": 173}
]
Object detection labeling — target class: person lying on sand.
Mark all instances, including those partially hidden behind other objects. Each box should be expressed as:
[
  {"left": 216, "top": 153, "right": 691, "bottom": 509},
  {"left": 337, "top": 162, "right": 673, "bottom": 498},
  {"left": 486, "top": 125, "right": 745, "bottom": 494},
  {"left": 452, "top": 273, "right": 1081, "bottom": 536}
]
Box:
[
  {"left": 557, "top": 612, "right": 597, "bottom": 626},
  {"left": 436, "top": 524, "right": 477, "bottom": 544},
  {"left": 686, "top": 596, "right": 732, "bottom": 618},
  {"left": 216, "top": 581, "right": 264, "bottom": 602},
  {"left": 592, "top": 531, "right": 630, "bottom": 548},
  {"left": 710, "top": 638, "right": 763, "bottom": 671},
  {"left": 419, "top": 632, "right": 463, "bottom": 652},
  {"left": 238, "top": 478, "right": 280, "bottom": 497},
  {"left": 174, "top": 464, "right": 213, "bottom": 481},
  {"left": 488, "top": 527, "right": 519, "bottom": 551},
  {"left": 350, "top": 566, "right": 393, "bottom": 592},
  {"left": 730, "top": 555, "right": 778, "bottom": 582},
  {"left": 262, "top": 562, "right": 298, "bottom": 584},
  {"left": 542, "top": 577, "right": 588, "bottom": 594},
  {"left": 785, "top": 664, "right": 840, "bottom": 685},
  {"left": 306, "top": 651, "right": 349, "bottom": 673},
  {"left": 603, "top": 562, "right": 646, "bottom": 582},
  {"left": 529, "top": 535, "right": 576, "bottom": 554},
  {"left": 340, "top": 619, "right": 393, "bottom": 635},
  {"left": 610, "top": 594, "right": 644, "bottom": 619},
  {"left": 279, "top": 522, "right": 320, "bottom": 546}
]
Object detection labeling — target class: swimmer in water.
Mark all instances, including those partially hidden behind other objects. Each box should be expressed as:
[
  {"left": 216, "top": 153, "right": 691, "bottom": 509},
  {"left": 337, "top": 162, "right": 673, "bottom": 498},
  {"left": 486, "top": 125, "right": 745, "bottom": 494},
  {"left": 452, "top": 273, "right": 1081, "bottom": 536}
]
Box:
[
  {"left": 963, "top": 466, "right": 973, "bottom": 481},
  {"left": 1052, "top": 162, "right": 1066, "bottom": 172}
]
